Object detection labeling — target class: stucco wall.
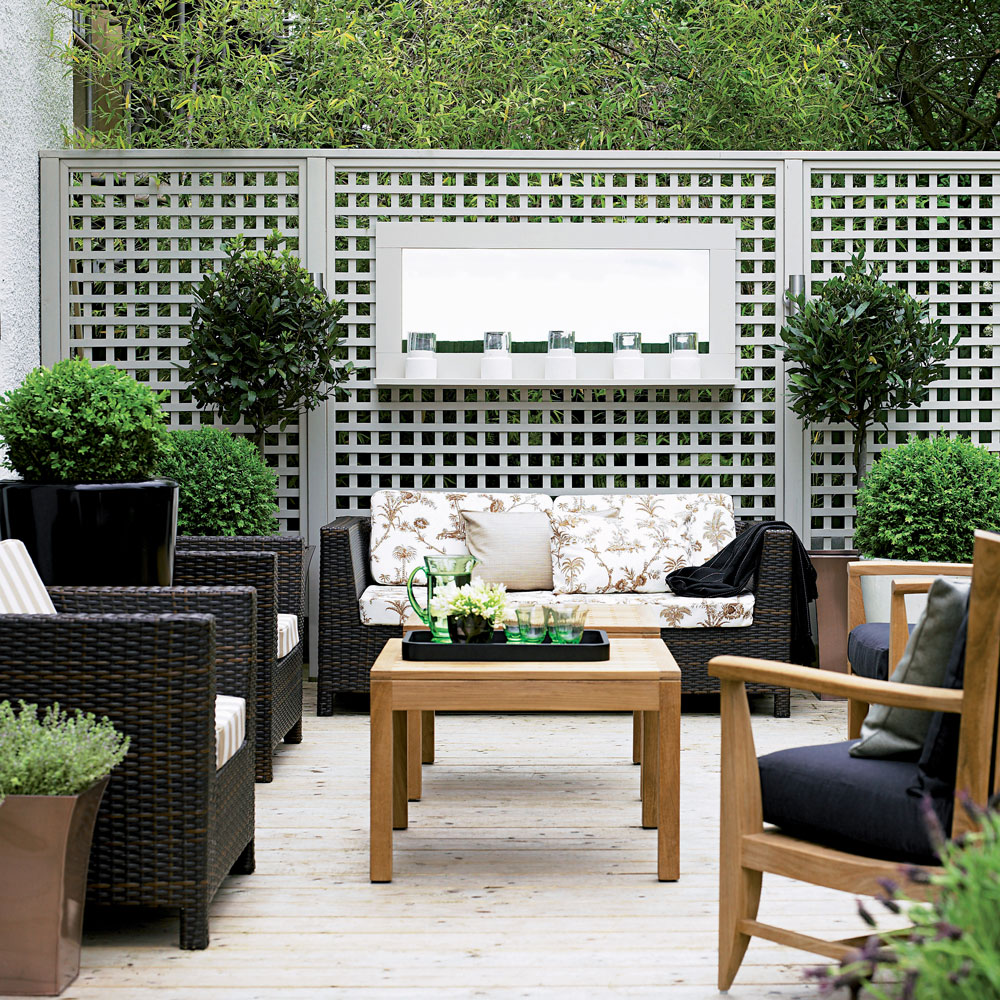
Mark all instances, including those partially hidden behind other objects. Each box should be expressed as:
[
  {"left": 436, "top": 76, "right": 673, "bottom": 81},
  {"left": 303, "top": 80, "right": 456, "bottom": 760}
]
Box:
[{"left": 0, "top": 2, "right": 72, "bottom": 395}]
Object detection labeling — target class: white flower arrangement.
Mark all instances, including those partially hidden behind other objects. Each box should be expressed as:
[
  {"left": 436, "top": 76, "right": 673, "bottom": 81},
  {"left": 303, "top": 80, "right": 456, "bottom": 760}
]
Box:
[{"left": 429, "top": 579, "right": 508, "bottom": 625}]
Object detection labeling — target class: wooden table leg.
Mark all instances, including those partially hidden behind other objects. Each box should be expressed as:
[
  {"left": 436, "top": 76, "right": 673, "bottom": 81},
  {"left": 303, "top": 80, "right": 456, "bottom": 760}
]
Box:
[
  {"left": 658, "top": 681, "right": 680, "bottom": 881},
  {"left": 632, "top": 710, "right": 642, "bottom": 765},
  {"left": 392, "top": 710, "right": 408, "bottom": 830},
  {"left": 641, "top": 709, "right": 658, "bottom": 828},
  {"left": 370, "top": 680, "right": 393, "bottom": 882},
  {"left": 421, "top": 710, "right": 435, "bottom": 763},
  {"left": 407, "top": 710, "right": 422, "bottom": 800}
]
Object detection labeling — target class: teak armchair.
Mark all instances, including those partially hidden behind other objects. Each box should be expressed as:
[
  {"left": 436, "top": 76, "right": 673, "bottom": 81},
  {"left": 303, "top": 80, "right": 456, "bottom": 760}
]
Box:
[
  {"left": 709, "top": 529, "right": 1000, "bottom": 991},
  {"left": 846, "top": 557, "right": 973, "bottom": 737}
]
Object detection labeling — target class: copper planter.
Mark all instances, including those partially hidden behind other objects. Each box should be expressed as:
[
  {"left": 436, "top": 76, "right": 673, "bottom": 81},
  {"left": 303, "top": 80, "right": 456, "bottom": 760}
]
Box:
[
  {"left": 809, "top": 550, "right": 858, "bottom": 675},
  {"left": 0, "top": 777, "right": 108, "bottom": 995}
]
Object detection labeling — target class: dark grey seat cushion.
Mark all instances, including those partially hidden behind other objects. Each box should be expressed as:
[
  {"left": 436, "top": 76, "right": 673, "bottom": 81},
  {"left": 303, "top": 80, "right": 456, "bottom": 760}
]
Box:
[
  {"left": 759, "top": 740, "right": 946, "bottom": 865},
  {"left": 848, "top": 622, "right": 914, "bottom": 680}
]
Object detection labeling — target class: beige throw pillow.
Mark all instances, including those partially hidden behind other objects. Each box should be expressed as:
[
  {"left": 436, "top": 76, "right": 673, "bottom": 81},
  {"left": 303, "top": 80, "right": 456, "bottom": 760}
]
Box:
[{"left": 460, "top": 510, "right": 554, "bottom": 591}]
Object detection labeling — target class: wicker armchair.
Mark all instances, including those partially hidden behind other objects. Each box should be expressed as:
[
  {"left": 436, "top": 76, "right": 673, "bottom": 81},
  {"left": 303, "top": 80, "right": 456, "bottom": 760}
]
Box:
[
  {"left": 175, "top": 536, "right": 306, "bottom": 783},
  {"left": 316, "top": 517, "right": 793, "bottom": 717},
  {"left": 0, "top": 585, "right": 257, "bottom": 950}
]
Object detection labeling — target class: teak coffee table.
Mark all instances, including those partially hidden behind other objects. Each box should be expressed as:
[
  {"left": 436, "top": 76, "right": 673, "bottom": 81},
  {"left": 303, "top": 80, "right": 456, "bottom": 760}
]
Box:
[
  {"left": 402, "top": 603, "right": 664, "bottom": 783},
  {"left": 369, "top": 636, "right": 680, "bottom": 883}
]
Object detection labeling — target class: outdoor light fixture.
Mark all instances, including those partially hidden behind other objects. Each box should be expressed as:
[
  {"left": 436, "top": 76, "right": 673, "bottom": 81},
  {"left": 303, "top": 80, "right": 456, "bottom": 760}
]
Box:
[
  {"left": 405, "top": 331, "right": 437, "bottom": 379},
  {"left": 481, "top": 331, "right": 513, "bottom": 380},
  {"left": 545, "top": 330, "right": 576, "bottom": 380},
  {"left": 669, "top": 331, "right": 700, "bottom": 380},
  {"left": 785, "top": 274, "right": 806, "bottom": 315},
  {"left": 612, "top": 331, "right": 644, "bottom": 380}
]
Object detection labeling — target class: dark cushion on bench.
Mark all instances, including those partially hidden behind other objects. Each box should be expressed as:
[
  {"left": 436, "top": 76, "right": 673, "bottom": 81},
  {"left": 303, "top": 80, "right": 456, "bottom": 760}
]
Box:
[
  {"left": 847, "top": 622, "right": 914, "bottom": 680},
  {"left": 759, "top": 740, "right": 945, "bottom": 865}
]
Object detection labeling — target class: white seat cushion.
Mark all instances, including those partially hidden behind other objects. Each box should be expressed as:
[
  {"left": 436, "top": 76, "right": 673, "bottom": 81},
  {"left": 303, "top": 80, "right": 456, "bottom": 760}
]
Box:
[
  {"left": 359, "top": 584, "right": 753, "bottom": 629},
  {"left": 368, "top": 490, "right": 553, "bottom": 586},
  {"left": 215, "top": 695, "right": 245, "bottom": 770},
  {"left": 0, "top": 539, "right": 57, "bottom": 614},
  {"left": 277, "top": 613, "right": 300, "bottom": 659}
]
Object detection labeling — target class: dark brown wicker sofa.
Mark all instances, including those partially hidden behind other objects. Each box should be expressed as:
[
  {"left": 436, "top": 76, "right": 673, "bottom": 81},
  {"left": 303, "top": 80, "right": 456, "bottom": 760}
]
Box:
[
  {"left": 175, "top": 536, "right": 306, "bottom": 783},
  {"left": 0, "top": 585, "right": 257, "bottom": 950},
  {"left": 317, "top": 515, "right": 793, "bottom": 718}
]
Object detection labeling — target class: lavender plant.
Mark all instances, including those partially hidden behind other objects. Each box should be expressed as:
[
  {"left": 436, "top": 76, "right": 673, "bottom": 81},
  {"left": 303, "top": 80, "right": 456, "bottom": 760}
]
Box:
[
  {"left": 0, "top": 701, "right": 130, "bottom": 806},
  {"left": 807, "top": 797, "right": 1000, "bottom": 999}
]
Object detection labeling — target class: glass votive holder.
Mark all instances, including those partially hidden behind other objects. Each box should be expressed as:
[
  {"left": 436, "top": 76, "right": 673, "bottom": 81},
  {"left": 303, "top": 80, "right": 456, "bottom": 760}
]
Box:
[
  {"left": 405, "top": 331, "right": 437, "bottom": 380},
  {"left": 545, "top": 330, "right": 577, "bottom": 380},
  {"left": 545, "top": 604, "right": 588, "bottom": 644},
  {"left": 514, "top": 605, "right": 548, "bottom": 643},
  {"left": 669, "top": 331, "right": 701, "bottom": 380},
  {"left": 481, "top": 331, "right": 513, "bottom": 380},
  {"left": 483, "top": 330, "right": 511, "bottom": 353},
  {"left": 613, "top": 331, "right": 644, "bottom": 380}
]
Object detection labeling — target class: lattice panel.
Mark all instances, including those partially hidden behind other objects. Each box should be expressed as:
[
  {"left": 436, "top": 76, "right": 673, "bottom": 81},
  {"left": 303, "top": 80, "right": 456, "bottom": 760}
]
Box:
[
  {"left": 807, "top": 167, "right": 999, "bottom": 549},
  {"left": 329, "top": 164, "right": 783, "bottom": 520},
  {"left": 63, "top": 163, "right": 305, "bottom": 531}
]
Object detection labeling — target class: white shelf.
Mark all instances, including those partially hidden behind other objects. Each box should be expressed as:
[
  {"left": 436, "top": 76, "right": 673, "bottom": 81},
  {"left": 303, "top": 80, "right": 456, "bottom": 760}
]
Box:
[{"left": 374, "top": 378, "right": 735, "bottom": 387}]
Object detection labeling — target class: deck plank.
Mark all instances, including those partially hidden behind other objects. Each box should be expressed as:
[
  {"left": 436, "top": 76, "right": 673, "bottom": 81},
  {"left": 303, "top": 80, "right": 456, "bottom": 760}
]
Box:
[{"left": 44, "top": 685, "right": 872, "bottom": 1000}]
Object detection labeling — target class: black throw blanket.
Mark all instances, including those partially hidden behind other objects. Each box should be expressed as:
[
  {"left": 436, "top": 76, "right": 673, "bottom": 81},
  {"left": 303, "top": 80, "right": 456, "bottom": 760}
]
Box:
[{"left": 666, "top": 520, "right": 818, "bottom": 666}]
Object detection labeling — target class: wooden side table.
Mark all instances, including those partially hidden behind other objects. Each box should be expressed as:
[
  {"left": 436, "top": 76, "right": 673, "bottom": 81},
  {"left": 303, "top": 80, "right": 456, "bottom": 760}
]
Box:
[{"left": 370, "top": 637, "right": 681, "bottom": 883}]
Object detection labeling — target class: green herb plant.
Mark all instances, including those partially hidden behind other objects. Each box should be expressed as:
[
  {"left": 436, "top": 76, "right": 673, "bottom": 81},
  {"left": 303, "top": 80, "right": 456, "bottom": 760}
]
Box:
[
  {"left": 807, "top": 798, "right": 1000, "bottom": 999},
  {"left": 184, "top": 232, "right": 352, "bottom": 455},
  {"left": 0, "top": 701, "right": 130, "bottom": 807},
  {"left": 158, "top": 427, "right": 279, "bottom": 536},
  {"left": 854, "top": 435, "right": 1000, "bottom": 562},
  {"left": 0, "top": 358, "right": 169, "bottom": 483},
  {"left": 780, "top": 254, "right": 958, "bottom": 487}
]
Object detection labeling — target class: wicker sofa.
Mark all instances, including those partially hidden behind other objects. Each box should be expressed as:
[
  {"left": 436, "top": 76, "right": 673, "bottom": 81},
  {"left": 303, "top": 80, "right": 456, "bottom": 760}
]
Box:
[
  {"left": 175, "top": 536, "right": 306, "bottom": 783},
  {"left": 0, "top": 584, "right": 257, "bottom": 949},
  {"left": 318, "top": 491, "right": 794, "bottom": 717}
]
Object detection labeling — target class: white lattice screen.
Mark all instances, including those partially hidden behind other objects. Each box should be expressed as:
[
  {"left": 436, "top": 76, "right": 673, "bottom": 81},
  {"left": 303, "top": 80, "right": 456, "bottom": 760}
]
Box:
[
  {"left": 806, "top": 164, "right": 999, "bottom": 549},
  {"left": 39, "top": 151, "right": 1000, "bottom": 552},
  {"left": 327, "top": 160, "right": 784, "bottom": 526}
]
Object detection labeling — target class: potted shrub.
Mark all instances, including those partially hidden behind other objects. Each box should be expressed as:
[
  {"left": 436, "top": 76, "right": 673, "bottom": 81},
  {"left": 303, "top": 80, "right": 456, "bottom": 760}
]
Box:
[
  {"left": 430, "top": 581, "right": 508, "bottom": 644},
  {"left": 779, "top": 254, "right": 957, "bottom": 671},
  {"left": 0, "top": 359, "right": 177, "bottom": 585},
  {"left": 158, "top": 427, "right": 279, "bottom": 536},
  {"left": 0, "top": 701, "right": 129, "bottom": 996},
  {"left": 182, "top": 230, "right": 353, "bottom": 456}
]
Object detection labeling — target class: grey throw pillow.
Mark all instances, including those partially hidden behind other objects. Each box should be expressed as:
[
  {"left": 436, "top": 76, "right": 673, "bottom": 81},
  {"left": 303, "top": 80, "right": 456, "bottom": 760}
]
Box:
[{"left": 851, "top": 576, "right": 970, "bottom": 760}]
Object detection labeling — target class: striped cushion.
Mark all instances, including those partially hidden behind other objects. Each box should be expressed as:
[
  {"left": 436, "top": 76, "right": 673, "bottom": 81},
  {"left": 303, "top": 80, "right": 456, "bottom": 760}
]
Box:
[
  {"left": 215, "top": 695, "right": 245, "bottom": 770},
  {"left": 0, "top": 539, "right": 57, "bottom": 614},
  {"left": 277, "top": 613, "right": 300, "bottom": 658}
]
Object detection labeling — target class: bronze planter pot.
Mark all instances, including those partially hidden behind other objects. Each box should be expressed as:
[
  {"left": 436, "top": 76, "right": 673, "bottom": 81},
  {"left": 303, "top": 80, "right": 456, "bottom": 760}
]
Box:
[
  {"left": 0, "top": 777, "right": 108, "bottom": 996},
  {"left": 809, "top": 550, "right": 859, "bottom": 676}
]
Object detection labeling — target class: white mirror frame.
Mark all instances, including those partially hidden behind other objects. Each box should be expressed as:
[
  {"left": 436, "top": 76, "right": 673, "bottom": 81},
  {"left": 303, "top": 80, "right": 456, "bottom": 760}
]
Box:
[{"left": 374, "top": 221, "right": 738, "bottom": 385}]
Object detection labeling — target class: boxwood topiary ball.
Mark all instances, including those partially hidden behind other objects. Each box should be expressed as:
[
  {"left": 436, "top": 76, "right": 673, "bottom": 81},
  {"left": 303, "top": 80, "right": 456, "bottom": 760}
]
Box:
[
  {"left": 158, "top": 427, "right": 279, "bottom": 536},
  {"left": 854, "top": 435, "right": 1000, "bottom": 562}
]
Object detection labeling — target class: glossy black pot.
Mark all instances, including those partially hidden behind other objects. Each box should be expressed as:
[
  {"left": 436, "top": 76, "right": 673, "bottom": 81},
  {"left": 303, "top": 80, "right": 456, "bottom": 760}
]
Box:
[{"left": 0, "top": 479, "right": 178, "bottom": 586}]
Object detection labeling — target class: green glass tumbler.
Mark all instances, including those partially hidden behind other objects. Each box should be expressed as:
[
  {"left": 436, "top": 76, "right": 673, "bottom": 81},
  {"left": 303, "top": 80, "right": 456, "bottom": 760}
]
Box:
[
  {"left": 545, "top": 604, "right": 588, "bottom": 644},
  {"left": 514, "top": 605, "right": 547, "bottom": 643}
]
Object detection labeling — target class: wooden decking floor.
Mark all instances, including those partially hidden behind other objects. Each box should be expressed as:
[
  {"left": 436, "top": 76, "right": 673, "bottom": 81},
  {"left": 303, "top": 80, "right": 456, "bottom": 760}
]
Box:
[{"left": 54, "top": 685, "right": 867, "bottom": 1000}]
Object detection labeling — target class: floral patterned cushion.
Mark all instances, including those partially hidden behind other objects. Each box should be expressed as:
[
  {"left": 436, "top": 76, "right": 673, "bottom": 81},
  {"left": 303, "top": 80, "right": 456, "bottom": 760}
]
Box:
[
  {"left": 368, "top": 490, "right": 553, "bottom": 586},
  {"left": 358, "top": 584, "right": 754, "bottom": 628},
  {"left": 552, "top": 493, "right": 693, "bottom": 522},
  {"left": 548, "top": 510, "right": 689, "bottom": 594},
  {"left": 684, "top": 493, "right": 737, "bottom": 563}
]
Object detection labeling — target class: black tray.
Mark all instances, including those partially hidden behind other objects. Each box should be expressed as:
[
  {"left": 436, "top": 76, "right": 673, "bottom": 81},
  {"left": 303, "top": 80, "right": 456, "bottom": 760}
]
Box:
[{"left": 401, "top": 629, "right": 611, "bottom": 662}]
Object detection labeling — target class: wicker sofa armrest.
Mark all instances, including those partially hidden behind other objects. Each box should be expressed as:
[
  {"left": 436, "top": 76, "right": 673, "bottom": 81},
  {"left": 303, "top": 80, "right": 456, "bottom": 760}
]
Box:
[
  {"left": 320, "top": 517, "right": 373, "bottom": 608},
  {"left": 177, "top": 535, "right": 306, "bottom": 620},
  {"left": 48, "top": 587, "right": 257, "bottom": 724}
]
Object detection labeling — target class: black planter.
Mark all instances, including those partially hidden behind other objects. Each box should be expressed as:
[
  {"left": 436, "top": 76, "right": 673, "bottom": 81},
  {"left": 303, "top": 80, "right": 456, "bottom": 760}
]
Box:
[
  {"left": 447, "top": 614, "right": 494, "bottom": 644},
  {"left": 0, "top": 479, "right": 179, "bottom": 586}
]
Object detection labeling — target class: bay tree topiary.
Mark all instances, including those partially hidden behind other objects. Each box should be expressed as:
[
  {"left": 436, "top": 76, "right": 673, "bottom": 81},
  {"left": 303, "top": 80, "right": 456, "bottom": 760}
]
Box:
[
  {"left": 0, "top": 358, "right": 169, "bottom": 483},
  {"left": 183, "top": 232, "right": 352, "bottom": 455},
  {"left": 780, "top": 254, "right": 958, "bottom": 487},
  {"left": 157, "top": 427, "right": 279, "bottom": 536},
  {"left": 854, "top": 435, "right": 1000, "bottom": 562}
]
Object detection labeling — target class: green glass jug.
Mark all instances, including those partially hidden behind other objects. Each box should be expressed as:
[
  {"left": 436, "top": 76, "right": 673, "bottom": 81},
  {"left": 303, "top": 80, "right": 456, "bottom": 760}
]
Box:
[{"left": 406, "top": 555, "right": 478, "bottom": 642}]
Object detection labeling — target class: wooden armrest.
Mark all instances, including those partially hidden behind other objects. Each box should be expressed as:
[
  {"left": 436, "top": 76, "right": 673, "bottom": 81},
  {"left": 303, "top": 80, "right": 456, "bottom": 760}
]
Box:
[
  {"left": 709, "top": 655, "right": 963, "bottom": 713},
  {"left": 848, "top": 560, "right": 972, "bottom": 579}
]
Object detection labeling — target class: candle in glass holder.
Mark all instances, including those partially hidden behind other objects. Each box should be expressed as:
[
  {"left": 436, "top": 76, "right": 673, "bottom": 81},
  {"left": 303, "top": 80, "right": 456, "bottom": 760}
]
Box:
[
  {"left": 481, "top": 330, "right": 513, "bottom": 380},
  {"left": 405, "top": 331, "right": 437, "bottom": 380},
  {"left": 545, "top": 330, "right": 577, "bottom": 381},
  {"left": 670, "top": 331, "right": 701, "bottom": 380},
  {"left": 612, "top": 331, "right": 644, "bottom": 380}
]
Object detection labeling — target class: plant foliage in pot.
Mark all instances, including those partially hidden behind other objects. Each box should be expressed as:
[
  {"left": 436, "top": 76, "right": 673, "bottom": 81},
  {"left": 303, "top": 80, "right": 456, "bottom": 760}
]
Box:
[
  {"left": 0, "top": 359, "right": 176, "bottom": 586},
  {"left": 430, "top": 580, "right": 507, "bottom": 644},
  {"left": 779, "top": 254, "right": 958, "bottom": 670},
  {"left": 0, "top": 701, "right": 129, "bottom": 996},
  {"left": 182, "top": 231, "right": 353, "bottom": 458}
]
